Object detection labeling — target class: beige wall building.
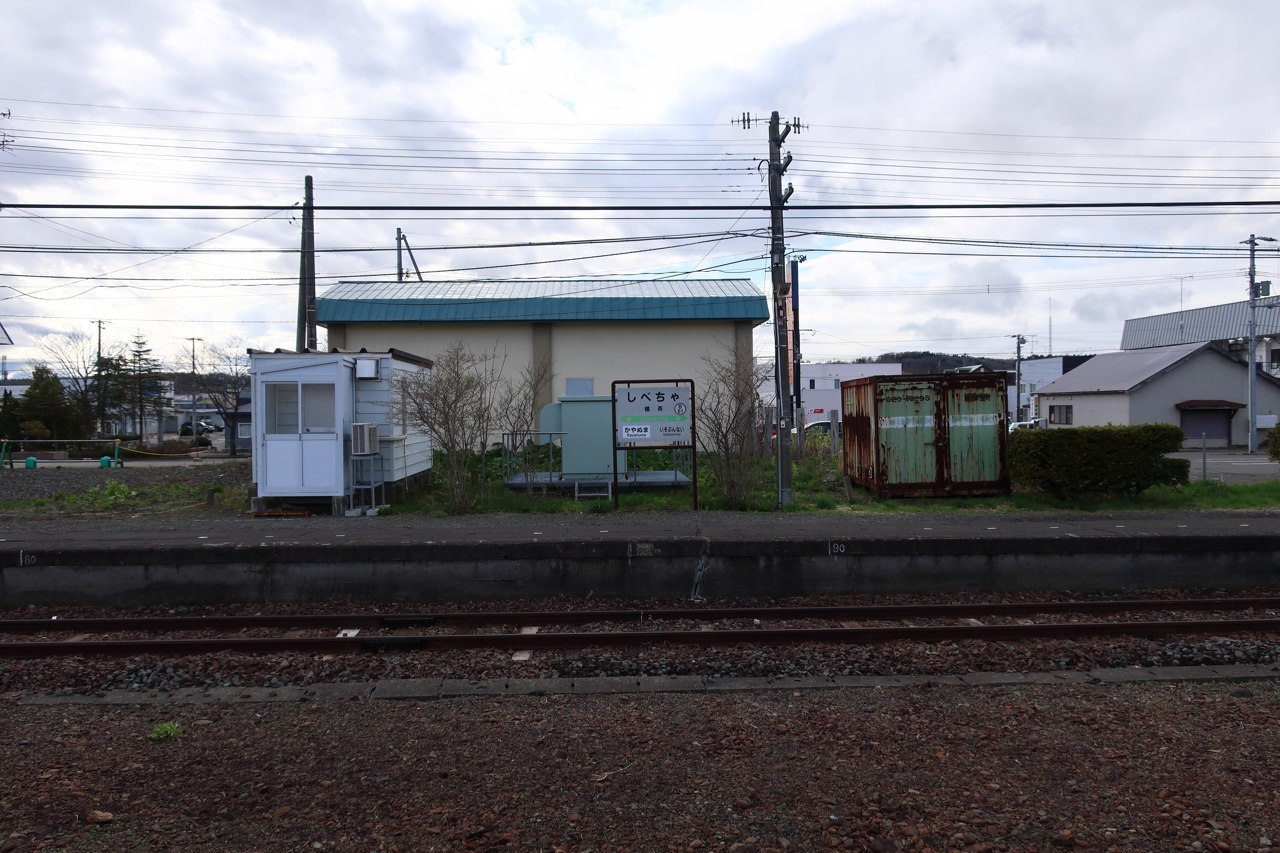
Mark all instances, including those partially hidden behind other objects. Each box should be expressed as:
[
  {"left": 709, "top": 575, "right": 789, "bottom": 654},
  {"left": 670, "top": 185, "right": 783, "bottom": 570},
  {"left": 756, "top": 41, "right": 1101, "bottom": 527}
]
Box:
[{"left": 318, "top": 279, "right": 767, "bottom": 419}]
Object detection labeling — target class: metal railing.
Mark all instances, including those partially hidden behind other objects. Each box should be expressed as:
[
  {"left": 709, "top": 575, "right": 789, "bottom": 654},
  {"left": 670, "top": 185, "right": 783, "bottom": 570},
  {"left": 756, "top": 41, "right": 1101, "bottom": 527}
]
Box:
[
  {"left": 1, "top": 438, "right": 123, "bottom": 469},
  {"left": 501, "top": 430, "right": 565, "bottom": 486}
]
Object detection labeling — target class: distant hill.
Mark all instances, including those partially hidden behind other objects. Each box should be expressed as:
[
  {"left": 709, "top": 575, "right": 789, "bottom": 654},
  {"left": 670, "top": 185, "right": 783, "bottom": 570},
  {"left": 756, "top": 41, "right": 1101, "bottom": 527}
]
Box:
[{"left": 852, "top": 351, "right": 1015, "bottom": 375}]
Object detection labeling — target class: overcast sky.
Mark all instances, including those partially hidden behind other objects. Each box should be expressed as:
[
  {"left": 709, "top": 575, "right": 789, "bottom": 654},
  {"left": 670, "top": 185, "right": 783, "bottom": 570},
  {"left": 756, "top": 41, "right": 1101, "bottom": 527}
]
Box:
[{"left": 4, "top": 0, "right": 1280, "bottom": 374}]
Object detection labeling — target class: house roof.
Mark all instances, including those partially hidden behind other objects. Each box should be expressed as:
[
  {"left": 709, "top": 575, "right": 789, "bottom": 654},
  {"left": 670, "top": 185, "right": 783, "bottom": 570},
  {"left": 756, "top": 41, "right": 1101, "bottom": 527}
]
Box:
[
  {"left": 247, "top": 347, "right": 433, "bottom": 368},
  {"left": 315, "top": 279, "right": 769, "bottom": 324},
  {"left": 1121, "top": 296, "right": 1280, "bottom": 349},
  {"left": 1035, "top": 342, "right": 1215, "bottom": 395},
  {"left": 1176, "top": 399, "right": 1245, "bottom": 409}
]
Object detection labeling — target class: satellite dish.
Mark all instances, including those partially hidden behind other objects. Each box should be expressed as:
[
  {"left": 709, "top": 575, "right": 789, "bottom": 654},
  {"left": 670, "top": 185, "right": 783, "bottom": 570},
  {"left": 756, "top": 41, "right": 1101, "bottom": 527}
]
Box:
[{"left": 0, "top": 323, "right": 12, "bottom": 346}]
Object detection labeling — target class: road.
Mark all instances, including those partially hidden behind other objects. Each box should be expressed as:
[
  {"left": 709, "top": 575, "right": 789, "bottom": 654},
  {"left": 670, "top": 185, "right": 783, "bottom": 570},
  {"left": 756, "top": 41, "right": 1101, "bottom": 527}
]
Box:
[{"left": 1171, "top": 447, "right": 1280, "bottom": 484}]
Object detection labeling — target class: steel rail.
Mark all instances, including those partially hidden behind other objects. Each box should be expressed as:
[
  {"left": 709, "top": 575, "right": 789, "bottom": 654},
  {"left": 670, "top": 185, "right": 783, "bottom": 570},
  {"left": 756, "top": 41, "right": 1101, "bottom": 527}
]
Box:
[
  {"left": 2, "top": 618, "right": 1280, "bottom": 659},
  {"left": 1, "top": 597, "right": 1277, "bottom": 636}
]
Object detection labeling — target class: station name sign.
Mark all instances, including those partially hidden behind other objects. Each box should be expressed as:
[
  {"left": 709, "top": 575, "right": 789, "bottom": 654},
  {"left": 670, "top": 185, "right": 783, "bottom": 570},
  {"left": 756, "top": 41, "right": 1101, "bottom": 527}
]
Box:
[{"left": 614, "top": 386, "right": 692, "bottom": 444}]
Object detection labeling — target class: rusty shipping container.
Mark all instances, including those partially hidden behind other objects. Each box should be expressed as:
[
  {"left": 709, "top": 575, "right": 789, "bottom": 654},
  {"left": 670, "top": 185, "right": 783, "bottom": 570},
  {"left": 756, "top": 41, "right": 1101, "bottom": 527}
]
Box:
[{"left": 841, "top": 373, "right": 1009, "bottom": 498}]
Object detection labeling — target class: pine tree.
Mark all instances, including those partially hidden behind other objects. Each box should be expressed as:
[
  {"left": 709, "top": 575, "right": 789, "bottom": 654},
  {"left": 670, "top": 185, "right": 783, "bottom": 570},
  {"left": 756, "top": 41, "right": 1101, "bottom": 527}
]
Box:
[
  {"left": 125, "top": 334, "right": 165, "bottom": 437},
  {"left": 16, "top": 365, "right": 75, "bottom": 438}
]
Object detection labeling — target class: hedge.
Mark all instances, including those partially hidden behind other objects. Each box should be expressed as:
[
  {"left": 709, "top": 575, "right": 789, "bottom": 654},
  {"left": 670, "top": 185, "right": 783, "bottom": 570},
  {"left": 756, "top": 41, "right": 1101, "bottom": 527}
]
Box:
[{"left": 1007, "top": 423, "right": 1190, "bottom": 496}]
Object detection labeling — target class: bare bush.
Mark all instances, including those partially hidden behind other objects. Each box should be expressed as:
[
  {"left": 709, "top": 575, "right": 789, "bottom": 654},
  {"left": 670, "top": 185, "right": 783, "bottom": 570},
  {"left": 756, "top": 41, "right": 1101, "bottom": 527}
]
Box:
[
  {"left": 393, "top": 341, "right": 505, "bottom": 510},
  {"left": 697, "top": 348, "right": 769, "bottom": 507},
  {"left": 495, "top": 355, "right": 553, "bottom": 495}
]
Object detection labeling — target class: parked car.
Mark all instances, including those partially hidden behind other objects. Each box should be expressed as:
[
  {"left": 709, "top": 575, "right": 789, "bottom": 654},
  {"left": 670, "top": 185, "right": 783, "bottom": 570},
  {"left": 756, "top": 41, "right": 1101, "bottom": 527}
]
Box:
[
  {"left": 1008, "top": 419, "right": 1045, "bottom": 433},
  {"left": 803, "top": 421, "right": 832, "bottom": 438},
  {"left": 181, "top": 420, "right": 218, "bottom": 435}
]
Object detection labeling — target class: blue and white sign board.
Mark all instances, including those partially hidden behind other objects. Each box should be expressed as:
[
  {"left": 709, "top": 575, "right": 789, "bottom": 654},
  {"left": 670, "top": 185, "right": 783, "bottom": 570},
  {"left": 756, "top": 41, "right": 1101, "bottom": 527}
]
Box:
[{"left": 614, "top": 385, "right": 692, "bottom": 444}]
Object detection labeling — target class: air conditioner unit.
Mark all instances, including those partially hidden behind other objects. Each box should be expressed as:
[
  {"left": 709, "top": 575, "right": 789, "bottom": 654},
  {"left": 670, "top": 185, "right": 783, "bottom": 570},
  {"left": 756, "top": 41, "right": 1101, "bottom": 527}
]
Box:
[
  {"left": 355, "top": 358, "right": 380, "bottom": 380},
  {"left": 351, "top": 422, "right": 380, "bottom": 456}
]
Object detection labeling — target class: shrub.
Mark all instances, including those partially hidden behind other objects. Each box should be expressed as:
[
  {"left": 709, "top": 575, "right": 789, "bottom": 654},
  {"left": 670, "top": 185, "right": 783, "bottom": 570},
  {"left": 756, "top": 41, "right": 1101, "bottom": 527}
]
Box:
[
  {"left": 1267, "top": 424, "right": 1280, "bottom": 462},
  {"left": 1008, "top": 423, "right": 1190, "bottom": 496}
]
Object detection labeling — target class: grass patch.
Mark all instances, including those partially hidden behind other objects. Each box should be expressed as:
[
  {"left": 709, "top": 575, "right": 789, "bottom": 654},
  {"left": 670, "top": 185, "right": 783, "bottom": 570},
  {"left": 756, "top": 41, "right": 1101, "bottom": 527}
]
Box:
[
  {"left": 148, "top": 721, "right": 184, "bottom": 742},
  {"left": 385, "top": 446, "right": 1280, "bottom": 516}
]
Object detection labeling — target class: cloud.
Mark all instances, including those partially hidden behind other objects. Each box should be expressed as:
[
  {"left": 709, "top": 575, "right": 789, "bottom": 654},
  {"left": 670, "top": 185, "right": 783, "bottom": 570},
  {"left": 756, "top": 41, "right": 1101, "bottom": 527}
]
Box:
[
  {"left": 898, "top": 316, "right": 962, "bottom": 341},
  {"left": 3, "top": 0, "right": 1280, "bottom": 364},
  {"left": 1071, "top": 287, "right": 1179, "bottom": 325}
]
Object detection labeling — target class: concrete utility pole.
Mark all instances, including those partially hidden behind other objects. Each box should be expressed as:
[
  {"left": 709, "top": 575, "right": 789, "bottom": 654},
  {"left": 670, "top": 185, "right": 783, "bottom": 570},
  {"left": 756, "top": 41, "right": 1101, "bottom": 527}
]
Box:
[
  {"left": 185, "top": 337, "right": 203, "bottom": 441},
  {"left": 1012, "top": 334, "right": 1026, "bottom": 421},
  {"left": 396, "top": 227, "right": 404, "bottom": 282},
  {"left": 95, "top": 319, "right": 105, "bottom": 436},
  {"left": 791, "top": 257, "right": 805, "bottom": 458},
  {"left": 295, "top": 175, "right": 316, "bottom": 352},
  {"left": 1245, "top": 234, "right": 1277, "bottom": 453}
]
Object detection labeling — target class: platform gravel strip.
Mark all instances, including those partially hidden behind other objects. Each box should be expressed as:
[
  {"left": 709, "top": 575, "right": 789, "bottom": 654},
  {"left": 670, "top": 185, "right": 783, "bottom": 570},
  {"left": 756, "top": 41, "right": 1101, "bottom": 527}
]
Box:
[{"left": 12, "top": 663, "right": 1280, "bottom": 706}]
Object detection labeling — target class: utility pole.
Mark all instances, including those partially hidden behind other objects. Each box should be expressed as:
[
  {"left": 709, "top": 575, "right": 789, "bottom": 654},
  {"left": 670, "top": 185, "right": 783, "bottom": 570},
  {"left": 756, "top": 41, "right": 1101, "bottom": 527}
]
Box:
[
  {"left": 396, "top": 227, "right": 404, "bottom": 282},
  {"left": 1012, "top": 334, "right": 1026, "bottom": 422},
  {"left": 791, "top": 257, "right": 806, "bottom": 457},
  {"left": 185, "top": 337, "right": 203, "bottom": 441},
  {"left": 296, "top": 176, "right": 316, "bottom": 352},
  {"left": 95, "top": 319, "right": 105, "bottom": 436},
  {"left": 1245, "top": 234, "right": 1277, "bottom": 453},
  {"left": 739, "top": 111, "right": 799, "bottom": 506},
  {"left": 1177, "top": 276, "right": 1193, "bottom": 343}
]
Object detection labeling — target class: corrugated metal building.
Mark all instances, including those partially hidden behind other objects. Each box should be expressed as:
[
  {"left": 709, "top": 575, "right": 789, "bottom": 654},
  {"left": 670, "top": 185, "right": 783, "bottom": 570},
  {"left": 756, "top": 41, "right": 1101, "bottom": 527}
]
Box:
[
  {"left": 1121, "top": 297, "right": 1280, "bottom": 376},
  {"left": 1034, "top": 342, "right": 1280, "bottom": 447},
  {"left": 317, "top": 279, "right": 769, "bottom": 420}
]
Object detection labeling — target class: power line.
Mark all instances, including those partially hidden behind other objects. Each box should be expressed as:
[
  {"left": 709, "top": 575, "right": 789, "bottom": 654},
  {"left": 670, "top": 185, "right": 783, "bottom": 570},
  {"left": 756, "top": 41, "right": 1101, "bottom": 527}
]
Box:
[{"left": 6, "top": 199, "right": 1280, "bottom": 211}]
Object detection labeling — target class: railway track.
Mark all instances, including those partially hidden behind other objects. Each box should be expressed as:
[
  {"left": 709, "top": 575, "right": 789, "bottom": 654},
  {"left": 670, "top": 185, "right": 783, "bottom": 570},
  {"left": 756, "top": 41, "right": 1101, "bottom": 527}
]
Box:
[{"left": 2, "top": 597, "right": 1279, "bottom": 659}]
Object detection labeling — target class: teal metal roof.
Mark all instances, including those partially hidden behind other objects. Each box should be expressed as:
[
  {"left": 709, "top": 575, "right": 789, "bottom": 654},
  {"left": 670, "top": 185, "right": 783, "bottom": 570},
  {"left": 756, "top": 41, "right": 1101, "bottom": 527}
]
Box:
[{"left": 316, "top": 279, "right": 768, "bottom": 324}]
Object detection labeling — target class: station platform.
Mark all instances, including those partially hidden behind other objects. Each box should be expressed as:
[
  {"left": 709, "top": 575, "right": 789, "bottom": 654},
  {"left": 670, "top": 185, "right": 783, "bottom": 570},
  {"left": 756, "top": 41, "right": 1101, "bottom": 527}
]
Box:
[{"left": 3, "top": 508, "right": 1280, "bottom": 607}]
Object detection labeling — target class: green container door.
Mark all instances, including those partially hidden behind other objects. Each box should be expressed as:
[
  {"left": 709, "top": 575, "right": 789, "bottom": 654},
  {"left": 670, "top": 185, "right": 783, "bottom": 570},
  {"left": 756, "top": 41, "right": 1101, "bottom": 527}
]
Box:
[
  {"left": 875, "top": 380, "right": 938, "bottom": 487},
  {"left": 946, "top": 384, "right": 1006, "bottom": 484}
]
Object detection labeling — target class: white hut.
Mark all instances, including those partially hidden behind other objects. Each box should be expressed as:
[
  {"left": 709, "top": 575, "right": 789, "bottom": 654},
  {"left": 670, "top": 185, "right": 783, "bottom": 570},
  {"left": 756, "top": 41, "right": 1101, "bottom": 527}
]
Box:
[{"left": 249, "top": 348, "right": 432, "bottom": 513}]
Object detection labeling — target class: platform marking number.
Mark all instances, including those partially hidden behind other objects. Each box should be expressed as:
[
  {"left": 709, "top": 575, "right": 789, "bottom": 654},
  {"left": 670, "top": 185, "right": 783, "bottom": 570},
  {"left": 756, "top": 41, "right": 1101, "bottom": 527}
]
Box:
[
  {"left": 828, "top": 541, "right": 846, "bottom": 556},
  {"left": 18, "top": 551, "right": 36, "bottom": 566}
]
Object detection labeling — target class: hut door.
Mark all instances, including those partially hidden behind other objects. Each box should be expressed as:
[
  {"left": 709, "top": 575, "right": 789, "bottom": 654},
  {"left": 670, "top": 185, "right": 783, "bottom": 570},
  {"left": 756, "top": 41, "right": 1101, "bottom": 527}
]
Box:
[
  {"left": 299, "top": 383, "right": 339, "bottom": 490},
  {"left": 262, "top": 381, "right": 339, "bottom": 493}
]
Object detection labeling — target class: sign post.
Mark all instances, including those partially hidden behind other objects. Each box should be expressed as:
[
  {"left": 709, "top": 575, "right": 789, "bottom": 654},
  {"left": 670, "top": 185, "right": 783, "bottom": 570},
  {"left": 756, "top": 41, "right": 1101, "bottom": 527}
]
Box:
[{"left": 611, "top": 379, "right": 697, "bottom": 510}]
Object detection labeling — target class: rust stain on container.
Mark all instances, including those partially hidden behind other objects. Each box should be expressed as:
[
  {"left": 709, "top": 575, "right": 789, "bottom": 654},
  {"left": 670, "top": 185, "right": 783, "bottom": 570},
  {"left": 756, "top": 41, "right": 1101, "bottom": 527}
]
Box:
[{"left": 842, "top": 373, "right": 1009, "bottom": 498}]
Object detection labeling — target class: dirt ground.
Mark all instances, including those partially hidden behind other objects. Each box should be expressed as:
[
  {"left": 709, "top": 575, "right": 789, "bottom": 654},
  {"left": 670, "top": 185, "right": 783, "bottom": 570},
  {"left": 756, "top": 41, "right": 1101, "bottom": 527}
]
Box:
[{"left": 1, "top": 681, "right": 1277, "bottom": 853}]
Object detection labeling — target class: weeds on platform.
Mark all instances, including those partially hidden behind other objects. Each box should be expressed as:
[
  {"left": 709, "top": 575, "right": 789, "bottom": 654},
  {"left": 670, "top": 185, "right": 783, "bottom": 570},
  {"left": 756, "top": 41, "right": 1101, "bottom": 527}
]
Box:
[
  {"left": 148, "top": 721, "right": 183, "bottom": 742},
  {"left": 846, "top": 477, "right": 1280, "bottom": 513}
]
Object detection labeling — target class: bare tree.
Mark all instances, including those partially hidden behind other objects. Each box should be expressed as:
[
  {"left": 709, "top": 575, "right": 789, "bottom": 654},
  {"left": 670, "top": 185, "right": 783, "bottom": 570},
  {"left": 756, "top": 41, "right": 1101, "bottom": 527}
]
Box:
[
  {"left": 495, "top": 354, "right": 553, "bottom": 495},
  {"left": 697, "top": 347, "right": 769, "bottom": 507},
  {"left": 195, "top": 338, "right": 251, "bottom": 456},
  {"left": 38, "top": 331, "right": 97, "bottom": 436},
  {"left": 393, "top": 341, "right": 505, "bottom": 510}
]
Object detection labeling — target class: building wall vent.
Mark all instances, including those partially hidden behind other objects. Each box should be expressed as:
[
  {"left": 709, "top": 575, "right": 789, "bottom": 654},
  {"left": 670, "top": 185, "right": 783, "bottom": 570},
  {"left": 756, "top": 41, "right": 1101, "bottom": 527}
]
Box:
[{"left": 351, "top": 422, "right": 380, "bottom": 456}]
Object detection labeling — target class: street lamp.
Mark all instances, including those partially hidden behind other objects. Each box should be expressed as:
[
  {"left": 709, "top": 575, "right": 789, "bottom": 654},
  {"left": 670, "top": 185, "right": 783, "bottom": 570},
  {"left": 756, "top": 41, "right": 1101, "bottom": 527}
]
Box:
[{"left": 1244, "top": 235, "right": 1277, "bottom": 453}]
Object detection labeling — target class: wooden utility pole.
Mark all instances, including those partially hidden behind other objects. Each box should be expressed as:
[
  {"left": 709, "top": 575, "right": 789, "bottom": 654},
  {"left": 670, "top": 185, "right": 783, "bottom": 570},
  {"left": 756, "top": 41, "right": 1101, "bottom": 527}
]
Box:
[
  {"left": 766, "top": 111, "right": 796, "bottom": 505},
  {"left": 737, "top": 111, "right": 800, "bottom": 505},
  {"left": 296, "top": 176, "right": 316, "bottom": 352}
]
